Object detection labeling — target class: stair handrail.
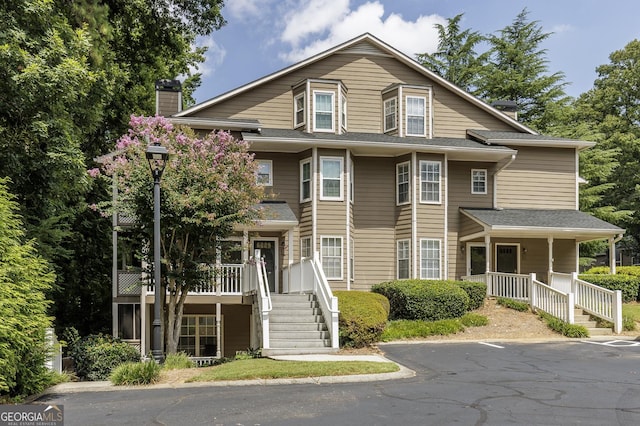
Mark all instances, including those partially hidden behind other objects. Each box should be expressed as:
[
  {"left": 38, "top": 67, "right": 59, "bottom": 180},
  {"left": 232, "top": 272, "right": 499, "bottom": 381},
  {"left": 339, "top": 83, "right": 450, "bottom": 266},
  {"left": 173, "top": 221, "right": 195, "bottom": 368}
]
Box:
[
  {"left": 246, "top": 255, "right": 271, "bottom": 349},
  {"left": 572, "top": 273, "right": 622, "bottom": 334},
  {"left": 310, "top": 252, "right": 339, "bottom": 349}
]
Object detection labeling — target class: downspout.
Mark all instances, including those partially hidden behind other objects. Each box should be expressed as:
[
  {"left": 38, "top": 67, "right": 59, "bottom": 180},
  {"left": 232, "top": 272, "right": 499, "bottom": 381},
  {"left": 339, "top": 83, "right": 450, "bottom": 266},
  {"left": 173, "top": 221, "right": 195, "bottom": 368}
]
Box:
[
  {"left": 443, "top": 153, "right": 448, "bottom": 279},
  {"left": 493, "top": 154, "right": 516, "bottom": 209},
  {"left": 412, "top": 151, "right": 417, "bottom": 278},
  {"left": 312, "top": 147, "right": 318, "bottom": 256},
  {"left": 346, "top": 150, "right": 351, "bottom": 290}
]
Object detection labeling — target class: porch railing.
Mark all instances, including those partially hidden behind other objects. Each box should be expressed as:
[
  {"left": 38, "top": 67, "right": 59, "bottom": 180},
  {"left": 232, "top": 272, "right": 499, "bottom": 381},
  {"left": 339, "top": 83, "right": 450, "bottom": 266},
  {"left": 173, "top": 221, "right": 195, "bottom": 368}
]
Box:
[
  {"left": 282, "top": 253, "right": 340, "bottom": 349},
  {"left": 574, "top": 275, "right": 622, "bottom": 334},
  {"left": 463, "top": 272, "right": 531, "bottom": 301},
  {"left": 146, "top": 264, "right": 243, "bottom": 296},
  {"left": 531, "top": 277, "right": 574, "bottom": 323}
]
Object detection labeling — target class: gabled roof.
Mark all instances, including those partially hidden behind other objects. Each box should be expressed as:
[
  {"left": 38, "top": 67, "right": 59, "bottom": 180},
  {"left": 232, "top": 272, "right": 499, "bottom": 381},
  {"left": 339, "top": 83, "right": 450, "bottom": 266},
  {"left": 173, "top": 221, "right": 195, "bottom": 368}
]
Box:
[
  {"left": 176, "top": 33, "right": 534, "bottom": 135},
  {"left": 468, "top": 130, "right": 595, "bottom": 150}
]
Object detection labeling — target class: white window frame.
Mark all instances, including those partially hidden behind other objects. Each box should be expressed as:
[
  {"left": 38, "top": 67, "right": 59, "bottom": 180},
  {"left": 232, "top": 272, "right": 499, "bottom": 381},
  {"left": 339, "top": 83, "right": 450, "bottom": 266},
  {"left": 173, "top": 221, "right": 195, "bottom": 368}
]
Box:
[
  {"left": 300, "top": 236, "right": 312, "bottom": 260},
  {"left": 471, "top": 169, "right": 487, "bottom": 195},
  {"left": 256, "top": 159, "right": 273, "bottom": 186},
  {"left": 396, "top": 162, "right": 410, "bottom": 205},
  {"left": 321, "top": 236, "right": 343, "bottom": 280},
  {"left": 384, "top": 97, "right": 397, "bottom": 132},
  {"left": 294, "top": 92, "right": 305, "bottom": 128},
  {"left": 313, "top": 91, "right": 334, "bottom": 132},
  {"left": 320, "top": 156, "right": 343, "bottom": 201},
  {"left": 341, "top": 95, "right": 347, "bottom": 131},
  {"left": 397, "top": 239, "right": 410, "bottom": 280},
  {"left": 300, "top": 158, "right": 312, "bottom": 202},
  {"left": 349, "top": 237, "right": 355, "bottom": 282},
  {"left": 349, "top": 158, "right": 354, "bottom": 203},
  {"left": 420, "top": 238, "right": 441, "bottom": 280},
  {"left": 406, "top": 96, "right": 426, "bottom": 136},
  {"left": 177, "top": 315, "right": 220, "bottom": 357},
  {"left": 420, "top": 160, "right": 441, "bottom": 204}
]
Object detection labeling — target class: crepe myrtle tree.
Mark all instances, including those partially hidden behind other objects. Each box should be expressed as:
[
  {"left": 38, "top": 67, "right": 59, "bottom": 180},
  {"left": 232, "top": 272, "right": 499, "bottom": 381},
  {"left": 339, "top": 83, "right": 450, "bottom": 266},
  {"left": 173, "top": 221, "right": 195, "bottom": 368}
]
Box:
[{"left": 93, "top": 115, "right": 263, "bottom": 355}]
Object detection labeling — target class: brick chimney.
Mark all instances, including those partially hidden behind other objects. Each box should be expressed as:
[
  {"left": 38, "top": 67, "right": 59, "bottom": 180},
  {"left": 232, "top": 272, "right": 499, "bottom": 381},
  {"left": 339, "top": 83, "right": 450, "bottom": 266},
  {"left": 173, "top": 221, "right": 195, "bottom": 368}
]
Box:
[
  {"left": 491, "top": 100, "right": 518, "bottom": 120},
  {"left": 155, "top": 79, "right": 182, "bottom": 117}
]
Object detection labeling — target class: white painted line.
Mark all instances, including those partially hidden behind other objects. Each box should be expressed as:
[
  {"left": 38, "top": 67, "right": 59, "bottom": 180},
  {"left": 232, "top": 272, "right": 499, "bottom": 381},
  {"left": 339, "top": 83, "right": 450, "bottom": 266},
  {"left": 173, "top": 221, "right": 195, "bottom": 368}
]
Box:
[
  {"left": 580, "top": 340, "right": 640, "bottom": 347},
  {"left": 478, "top": 342, "right": 504, "bottom": 349}
]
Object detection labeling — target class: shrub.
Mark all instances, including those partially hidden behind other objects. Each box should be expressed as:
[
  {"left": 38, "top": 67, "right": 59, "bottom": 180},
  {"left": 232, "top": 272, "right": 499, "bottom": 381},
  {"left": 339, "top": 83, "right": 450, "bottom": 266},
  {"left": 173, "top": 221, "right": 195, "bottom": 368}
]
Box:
[
  {"left": 461, "top": 313, "right": 489, "bottom": 327},
  {"left": 71, "top": 334, "right": 140, "bottom": 381},
  {"left": 497, "top": 297, "right": 530, "bottom": 312},
  {"left": 456, "top": 281, "right": 486, "bottom": 310},
  {"left": 584, "top": 266, "right": 640, "bottom": 277},
  {"left": 110, "top": 361, "right": 161, "bottom": 386},
  {"left": 538, "top": 312, "right": 589, "bottom": 338},
  {"left": 334, "top": 291, "right": 389, "bottom": 348},
  {"left": 372, "top": 280, "right": 470, "bottom": 321},
  {"left": 579, "top": 274, "right": 640, "bottom": 302},
  {"left": 163, "top": 352, "right": 194, "bottom": 370}
]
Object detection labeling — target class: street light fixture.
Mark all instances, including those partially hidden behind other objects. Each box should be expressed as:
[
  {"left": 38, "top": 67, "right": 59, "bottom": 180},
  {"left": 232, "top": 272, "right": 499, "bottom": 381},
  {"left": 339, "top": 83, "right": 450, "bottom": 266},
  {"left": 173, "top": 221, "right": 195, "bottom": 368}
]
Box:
[{"left": 146, "top": 142, "right": 169, "bottom": 363}]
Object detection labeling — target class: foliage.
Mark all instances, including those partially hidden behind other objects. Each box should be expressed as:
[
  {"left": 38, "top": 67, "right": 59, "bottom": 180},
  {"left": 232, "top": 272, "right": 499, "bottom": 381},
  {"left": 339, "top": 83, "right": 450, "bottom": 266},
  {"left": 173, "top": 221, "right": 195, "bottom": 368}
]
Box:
[
  {"left": 0, "top": 178, "right": 56, "bottom": 398},
  {"left": 110, "top": 361, "right": 161, "bottom": 386},
  {"left": 416, "top": 13, "right": 487, "bottom": 92},
  {"left": 476, "top": 8, "right": 570, "bottom": 132},
  {"left": 496, "top": 297, "right": 530, "bottom": 312},
  {"left": 538, "top": 312, "right": 589, "bottom": 338},
  {"left": 163, "top": 352, "right": 195, "bottom": 370},
  {"left": 70, "top": 334, "right": 140, "bottom": 381},
  {"left": 456, "top": 281, "right": 487, "bottom": 310},
  {"left": 234, "top": 348, "right": 262, "bottom": 360},
  {"left": 381, "top": 319, "right": 464, "bottom": 341},
  {"left": 578, "top": 274, "right": 640, "bottom": 302},
  {"left": 460, "top": 313, "right": 489, "bottom": 327},
  {"left": 372, "top": 280, "right": 470, "bottom": 321},
  {"left": 334, "top": 291, "right": 389, "bottom": 348},
  {"left": 95, "top": 115, "right": 263, "bottom": 354}
]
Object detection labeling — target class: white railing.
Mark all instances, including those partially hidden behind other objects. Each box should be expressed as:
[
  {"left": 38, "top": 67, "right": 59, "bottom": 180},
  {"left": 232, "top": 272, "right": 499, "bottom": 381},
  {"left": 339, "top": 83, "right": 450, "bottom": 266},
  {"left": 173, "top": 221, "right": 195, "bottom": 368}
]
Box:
[
  {"left": 463, "top": 272, "right": 531, "bottom": 300},
  {"left": 573, "top": 275, "right": 622, "bottom": 334},
  {"left": 146, "top": 264, "right": 243, "bottom": 296},
  {"left": 530, "top": 278, "right": 574, "bottom": 323},
  {"left": 549, "top": 271, "right": 573, "bottom": 294},
  {"left": 282, "top": 253, "right": 340, "bottom": 349},
  {"left": 243, "top": 258, "right": 272, "bottom": 349}
]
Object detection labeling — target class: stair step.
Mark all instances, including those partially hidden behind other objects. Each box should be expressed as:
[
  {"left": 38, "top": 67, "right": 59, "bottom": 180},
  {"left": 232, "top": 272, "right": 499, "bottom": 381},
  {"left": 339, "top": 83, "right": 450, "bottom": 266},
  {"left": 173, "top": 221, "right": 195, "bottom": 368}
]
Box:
[
  {"left": 262, "top": 347, "right": 338, "bottom": 356},
  {"left": 586, "top": 327, "right": 613, "bottom": 336},
  {"left": 270, "top": 331, "right": 330, "bottom": 340},
  {"left": 270, "top": 322, "right": 327, "bottom": 332},
  {"left": 269, "top": 339, "right": 331, "bottom": 348},
  {"left": 271, "top": 294, "right": 313, "bottom": 303},
  {"left": 270, "top": 308, "right": 321, "bottom": 317},
  {"left": 271, "top": 301, "right": 318, "bottom": 309}
]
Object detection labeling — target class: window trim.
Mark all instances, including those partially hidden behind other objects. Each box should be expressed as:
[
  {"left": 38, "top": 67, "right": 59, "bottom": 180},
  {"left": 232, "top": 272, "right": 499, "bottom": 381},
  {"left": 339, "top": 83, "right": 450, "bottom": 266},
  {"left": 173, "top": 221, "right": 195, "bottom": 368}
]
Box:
[
  {"left": 294, "top": 92, "right": 305, "bottom": 128},
  {"left": 313, "top": 91, "right": 335, "bottom": 132},
  {"left": 256, "top": 159, "right": 273, "bottom": 186},
  {"left": 320, "top": 156, "right": 343, "bottom": 201},
  {"left": 420, "top": 238, "right": 441, "bottom": 280},
  {"left": 384, "top": 97, "right": 398, "bottom": 132},
  {"left": 406, "top": 96, "right": 426, "bottom": 137},
  {"left": 419, "top": 160, "right": 441, "bottom": 204},
  {"left": 396, "top": 161, "right": 410, "bottom": 205},
  {"left": 397, "top": 239, "right": 410, "bottom": 280},
  {"left": 177, "top": 314, "right": 221, "bottom": 357},
  {"left": 341, "top": 95, "right": 347, "bottom": 131},
  {"left": 300, "top": 236, "right": 312, "bottom": 260},
  {"left": 300, "top": 158, "right": 312, "bottom": 202},
  {"left": 471, "top": 169, "right": 487, "bottom": 195},
  {"left": 321, "top": 236, "right": 343, "bottom": 280}
]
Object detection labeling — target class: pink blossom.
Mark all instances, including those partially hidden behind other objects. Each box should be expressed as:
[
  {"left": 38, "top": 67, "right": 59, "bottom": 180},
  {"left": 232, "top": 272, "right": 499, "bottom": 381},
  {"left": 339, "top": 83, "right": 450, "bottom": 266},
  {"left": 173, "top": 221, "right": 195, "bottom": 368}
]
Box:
[{"left": 87, "top": 168, "right": 100, "bottom": 178}]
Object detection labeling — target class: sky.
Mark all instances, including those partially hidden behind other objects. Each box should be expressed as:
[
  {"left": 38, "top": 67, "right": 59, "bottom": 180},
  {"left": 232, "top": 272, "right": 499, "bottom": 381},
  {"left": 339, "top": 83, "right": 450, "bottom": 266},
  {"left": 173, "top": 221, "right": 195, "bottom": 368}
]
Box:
[{"left": 191, "top": 0, "right": 640, "bottom": 104}]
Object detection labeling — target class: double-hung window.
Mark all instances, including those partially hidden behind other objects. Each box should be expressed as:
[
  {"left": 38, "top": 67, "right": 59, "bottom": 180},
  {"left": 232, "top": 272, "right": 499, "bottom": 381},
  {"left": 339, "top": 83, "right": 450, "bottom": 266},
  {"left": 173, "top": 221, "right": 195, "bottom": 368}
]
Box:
[
  {"left": 420, "top": 160, "right": 441, "bottom": 203},
  {"left": 397, "top": 240, "right": 410, "bottom": 279},
  {"left": 384, "top": 98, "right": 397, "bottom": 132},
  {"left": 314, "top": 91, "right": 334, "bottom": 131},
  {"left": 320, "top": 157, "right": 343, "bottom": 200},
  {"left": 321, "top": 236, "right": 343, "bottom": 279},
  {"left": 300, "top": 158, "right": 312, "bottom": 202},
  {"left": 294, "top": 93, "right": 305, "bottom": 127},
  {"left": 420, "top": 239, "right": 441, "bottom": 279},
  {"left": 406, "top": 96, "right": 426, "bottom": 136},
  {"left": 471, "top": 169, "right": 487, "bottom": 194},
  {"left": 396, "top": 162, "right": 410, "bottom": 205},
  {"left": 256, "top": 159, "right": 273, "bottom": 186},
  {"left": 300, "top": 236, "right": 312, "bottom": 259}
]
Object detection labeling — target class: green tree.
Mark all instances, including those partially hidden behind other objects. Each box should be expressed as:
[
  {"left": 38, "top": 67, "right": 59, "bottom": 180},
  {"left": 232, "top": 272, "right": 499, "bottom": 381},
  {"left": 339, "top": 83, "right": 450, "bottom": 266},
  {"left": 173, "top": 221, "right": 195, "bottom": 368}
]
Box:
[
  {"left": 477, "top": 8, "right": 569, "bottom": 131},
  {"left": 416, "top": 13, "right": 487, "bottom": 92},
  {"left": 0, "top": 178, "right": 55, "bottom": 398},
  {"left": 95, "top": 116, "right": 263, "bottom": 354}
]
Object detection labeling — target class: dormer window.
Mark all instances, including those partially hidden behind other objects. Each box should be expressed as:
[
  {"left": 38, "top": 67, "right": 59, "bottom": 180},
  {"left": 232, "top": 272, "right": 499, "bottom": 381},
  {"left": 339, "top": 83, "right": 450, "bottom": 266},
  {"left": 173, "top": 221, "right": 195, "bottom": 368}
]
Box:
[
  {"left": 384, "top": 97, "right": 397, "bottom": 132},
  {"left": 314, "top": 91, "right": 334, "bottom": 131},
  {"left": 294, "top": 93, "right": 305, "bottom": 128},
  {"left": 406, "top": 96, "right": 426, "bottom": 136}
]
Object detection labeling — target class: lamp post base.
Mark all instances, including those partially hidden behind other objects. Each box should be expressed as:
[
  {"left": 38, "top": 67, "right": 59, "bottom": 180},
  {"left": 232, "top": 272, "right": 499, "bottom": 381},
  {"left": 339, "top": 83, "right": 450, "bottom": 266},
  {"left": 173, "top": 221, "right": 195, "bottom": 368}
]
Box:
[{"left": 151, "top": 349, "right": 164, "bottom": 364}]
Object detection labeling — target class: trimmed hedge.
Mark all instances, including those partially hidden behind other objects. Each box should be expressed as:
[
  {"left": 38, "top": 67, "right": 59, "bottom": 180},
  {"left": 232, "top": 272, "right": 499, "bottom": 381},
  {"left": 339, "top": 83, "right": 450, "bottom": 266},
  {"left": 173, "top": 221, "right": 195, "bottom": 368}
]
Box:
[
  {"left": 71, "top": 334, "right": 140, "bottom": 381},
  {"left": 334, "top": 291, "right": 389, "bottom": 348},
  {"left": 578, "top": 274, "right": 640, "bottom": 302},
  {"left": 456, "top": 281, "right": 487, "bottom": 310},
  {"left": 371, "top": 280, "right": 470, "bottom": 321},
  {"left": 584, "top": 266, "right": 640, "bottom": 276}
]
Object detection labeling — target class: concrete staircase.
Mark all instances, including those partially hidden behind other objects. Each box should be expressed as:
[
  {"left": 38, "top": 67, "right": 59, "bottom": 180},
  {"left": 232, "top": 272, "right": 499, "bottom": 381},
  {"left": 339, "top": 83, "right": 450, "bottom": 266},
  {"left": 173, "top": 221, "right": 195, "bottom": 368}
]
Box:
[
  {"left": 262, "top": 294, "right": 336, "bottom": 356},
  {"left": 574, "top": 309, "right": 613, "bottom": 336}
]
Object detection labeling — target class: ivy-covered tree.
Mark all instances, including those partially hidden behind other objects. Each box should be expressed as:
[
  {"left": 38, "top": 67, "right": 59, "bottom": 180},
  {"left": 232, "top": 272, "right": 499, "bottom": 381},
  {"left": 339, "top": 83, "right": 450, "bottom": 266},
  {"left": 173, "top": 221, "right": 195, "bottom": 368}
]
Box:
[
  {"left": 416, "top": 13, "right": 487, "bottom": 92},
  {"left": 476, "top": 8, "right": 570, "bottom": 132},
  {"left": 0, "top": 178, "right": 55, "bottom": 398},
  {"left": 95, "top": 116, "right": 263, "bottom": 354}
]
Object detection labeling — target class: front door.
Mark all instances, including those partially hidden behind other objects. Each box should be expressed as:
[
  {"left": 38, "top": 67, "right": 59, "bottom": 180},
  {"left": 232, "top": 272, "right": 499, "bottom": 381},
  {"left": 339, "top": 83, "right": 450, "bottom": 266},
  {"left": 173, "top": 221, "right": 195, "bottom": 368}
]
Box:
[
  {"left": 496, "top": 244, "right": 519, "bottom": 273},
  {"left": 468, "top": 245, "right": 487, "bottom": 275},
  {"left": 253, "top": 239, "right": 277, "bottom": 293}
]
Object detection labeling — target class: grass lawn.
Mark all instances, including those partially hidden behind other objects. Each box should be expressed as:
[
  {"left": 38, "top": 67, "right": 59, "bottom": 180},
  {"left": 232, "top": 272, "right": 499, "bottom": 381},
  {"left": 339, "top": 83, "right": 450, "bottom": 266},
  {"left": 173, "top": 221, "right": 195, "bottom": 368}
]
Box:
[
  {"left": 623, "top": 303, "right": 640, "bottom": 322},
  {"left": 187, "top": 358, "right": 399, "bottom": 382}
]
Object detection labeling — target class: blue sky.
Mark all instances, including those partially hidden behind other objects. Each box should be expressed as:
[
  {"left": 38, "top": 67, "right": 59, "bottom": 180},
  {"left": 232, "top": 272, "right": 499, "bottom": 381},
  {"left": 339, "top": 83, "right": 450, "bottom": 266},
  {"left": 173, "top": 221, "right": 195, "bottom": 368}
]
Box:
[{"left": 192, "top": 0, "right": 640, "bottom": 104}]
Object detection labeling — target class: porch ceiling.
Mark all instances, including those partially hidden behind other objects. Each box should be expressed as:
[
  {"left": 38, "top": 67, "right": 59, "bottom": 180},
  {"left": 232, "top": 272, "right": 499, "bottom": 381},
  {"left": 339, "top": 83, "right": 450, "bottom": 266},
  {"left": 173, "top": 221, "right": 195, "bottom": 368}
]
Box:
[{"left": 460, "top": 208, "right": 625, "bottom": 242}]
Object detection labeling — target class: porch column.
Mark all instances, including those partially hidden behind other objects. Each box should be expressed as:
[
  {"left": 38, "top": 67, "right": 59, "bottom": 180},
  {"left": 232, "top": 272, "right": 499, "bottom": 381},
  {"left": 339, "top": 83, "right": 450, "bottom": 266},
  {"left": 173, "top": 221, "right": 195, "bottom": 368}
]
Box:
[
  {"left": 548, "top": 236, "right": 554, "bottom": 279},
  {"left": 609, "top": 237, "right": 617, "bottom": 274},
  {"left": 484, "top": 234, "right": 491, "bottom": 273},
  {"left": 242, "top": 230, "right": 249, "bottom": 262},
  {"left": 216, "top": 302, "right": 222, "bottom": 358}
]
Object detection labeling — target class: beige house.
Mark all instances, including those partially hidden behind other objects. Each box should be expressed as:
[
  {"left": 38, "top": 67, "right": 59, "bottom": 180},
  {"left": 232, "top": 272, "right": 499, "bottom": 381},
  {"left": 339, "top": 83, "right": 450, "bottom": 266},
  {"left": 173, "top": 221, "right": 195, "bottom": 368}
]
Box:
[{"left": 113, "top": 33, "right": 624, "bottom": 358}]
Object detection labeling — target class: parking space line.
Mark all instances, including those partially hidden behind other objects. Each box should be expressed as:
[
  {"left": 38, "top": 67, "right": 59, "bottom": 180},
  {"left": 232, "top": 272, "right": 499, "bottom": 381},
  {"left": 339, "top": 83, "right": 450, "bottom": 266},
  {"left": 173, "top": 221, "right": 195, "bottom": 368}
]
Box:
[
  {"left": 478, "top": 342, "right": 505, "bottom": 349},
  {"left": 580, "top": 340, "right": 640, "bottom": 347}
]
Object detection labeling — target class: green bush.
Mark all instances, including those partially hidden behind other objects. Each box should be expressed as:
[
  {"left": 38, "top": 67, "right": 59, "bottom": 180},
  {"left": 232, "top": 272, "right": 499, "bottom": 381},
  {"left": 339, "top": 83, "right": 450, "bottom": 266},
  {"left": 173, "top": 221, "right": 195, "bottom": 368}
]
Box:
[
  {"left": 460, "top": 313, "right": 489, "bottom": 327},
  {"left": 372, "top": 280, "right": 470, "bottom": 321},
  {"left": 579, "top": 274, "right": 640, "bottom": 302},
  {"left": 456, "top": 281, "right": 486, "bottom": 310},
  {"left": 163, "top": 352, "right": 194, "bottom": 370},
  {"left": 110, "top": 361, "right": 161, "bottom": 386},
  {"left": 497, "top": 297, "right": 530, "bottom": 312},
  {"left": 538, "top": 312, "right": 589, "bottom": 338},
  {"left": 334, "top": 291, "right": 389, "bottom": 348},
  {"left": 71, "top": 334, "right": 140, "bottom": 381},
  {"left": 584, "top": 266, "right": 640, "bottom": 277}
]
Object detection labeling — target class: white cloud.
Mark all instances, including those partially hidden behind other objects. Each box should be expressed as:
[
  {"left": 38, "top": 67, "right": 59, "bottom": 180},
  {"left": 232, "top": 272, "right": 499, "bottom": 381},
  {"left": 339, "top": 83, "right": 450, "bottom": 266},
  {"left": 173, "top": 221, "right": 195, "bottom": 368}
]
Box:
[
  {"left": 550, "top": 24, "right": 573, "bottom": 34},
  {"left": 225, "top": 0, "right": 264, "bottom": 17},
  {"left": 281, "top": 0, "right": 351, "bottom": 46},
  {"left": 279, "top": 1, "right": 446, "bottom": 62},
  {"left": 189, "top": 36, "right": 227, "bottom": 77}
]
